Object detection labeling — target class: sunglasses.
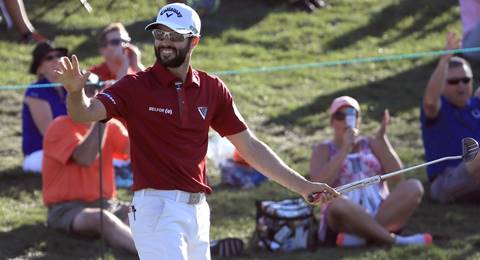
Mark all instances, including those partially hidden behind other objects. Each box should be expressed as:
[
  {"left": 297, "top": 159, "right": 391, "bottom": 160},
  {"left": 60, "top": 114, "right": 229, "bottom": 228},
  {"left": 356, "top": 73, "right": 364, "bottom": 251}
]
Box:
[
  {"left": 101, "top": 38, "right": 129, "bottom": 48},
  {"left": 446, "top": 77, "right": 472, "bottom": 85},
  {"left": 151, "top": 29, "right": 193, "bottom": 42},
  {"left": 332, "top": 111, "right": 347, "bottom": 121},
  {"left": 43, "top": 53, "right": 64, "bottom": 62}
]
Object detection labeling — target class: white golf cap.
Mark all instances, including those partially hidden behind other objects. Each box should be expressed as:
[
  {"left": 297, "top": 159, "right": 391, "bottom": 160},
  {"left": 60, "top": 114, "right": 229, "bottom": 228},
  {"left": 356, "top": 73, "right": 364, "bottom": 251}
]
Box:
[{"left": 145, "top": 3, "right": 201, "bottom": 36}]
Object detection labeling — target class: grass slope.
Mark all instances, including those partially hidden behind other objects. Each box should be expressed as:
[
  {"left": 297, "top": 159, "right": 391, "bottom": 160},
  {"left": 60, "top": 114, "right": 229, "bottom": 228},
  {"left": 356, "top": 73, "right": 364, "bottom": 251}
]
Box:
[{"left": 1, "top": 0, "right": 479, "bottom": 259}]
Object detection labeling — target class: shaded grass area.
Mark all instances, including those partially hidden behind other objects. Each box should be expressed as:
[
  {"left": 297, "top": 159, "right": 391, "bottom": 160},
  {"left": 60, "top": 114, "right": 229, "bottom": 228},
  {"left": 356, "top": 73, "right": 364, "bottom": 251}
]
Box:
[{"left": 0, "top": 0, "right": 478, "bottom": 259}]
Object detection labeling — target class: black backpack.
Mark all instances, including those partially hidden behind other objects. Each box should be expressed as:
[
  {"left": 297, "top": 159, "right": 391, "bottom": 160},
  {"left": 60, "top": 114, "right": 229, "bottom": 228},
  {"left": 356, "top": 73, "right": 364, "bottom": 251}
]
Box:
[{"left": 254, "top": 198, "right": 318, "bottom": 252}]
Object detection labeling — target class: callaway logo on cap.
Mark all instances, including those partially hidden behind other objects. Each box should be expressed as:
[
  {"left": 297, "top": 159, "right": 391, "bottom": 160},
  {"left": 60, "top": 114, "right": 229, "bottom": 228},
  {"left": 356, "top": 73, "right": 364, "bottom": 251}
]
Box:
[{"left": 145, "top": 3, "right": 201, "bottom": 36}]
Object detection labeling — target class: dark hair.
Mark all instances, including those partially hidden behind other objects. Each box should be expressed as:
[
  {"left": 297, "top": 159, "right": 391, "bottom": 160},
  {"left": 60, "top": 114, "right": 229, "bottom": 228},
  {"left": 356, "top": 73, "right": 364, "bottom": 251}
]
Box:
[
  {"left": 29, "top": 42, "right": 68, "bottom": 75},
  {"left": 448, "top": 56, "right": 471, "bottom": 70}
]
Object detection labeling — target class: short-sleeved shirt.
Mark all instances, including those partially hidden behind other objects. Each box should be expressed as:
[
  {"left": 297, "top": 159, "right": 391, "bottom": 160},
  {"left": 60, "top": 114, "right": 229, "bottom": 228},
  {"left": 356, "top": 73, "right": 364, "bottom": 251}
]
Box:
[
  {"left": 460, "top": 0, "right": 480, "bottom": 36},
  {"left": 95, "top": 62, "right": 247, "bottom": 194},
  {"left": 420, "top": 96, "right": 480, "bottom": 181},
  {"left": 89, "top": 62, "right": 136, "bottom": 81},
  {"left": 22, "top": 79, "right": 67, "bottom": 156},
  {"left": 42, "top": 116, "right": 129, "bottom": 206}
]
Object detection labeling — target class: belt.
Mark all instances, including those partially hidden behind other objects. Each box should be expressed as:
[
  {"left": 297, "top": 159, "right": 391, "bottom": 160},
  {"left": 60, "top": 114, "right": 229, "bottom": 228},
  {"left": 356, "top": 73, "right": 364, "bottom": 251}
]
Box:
[{"left": 134, "top": 189, "right": 206, "bottom": 205}]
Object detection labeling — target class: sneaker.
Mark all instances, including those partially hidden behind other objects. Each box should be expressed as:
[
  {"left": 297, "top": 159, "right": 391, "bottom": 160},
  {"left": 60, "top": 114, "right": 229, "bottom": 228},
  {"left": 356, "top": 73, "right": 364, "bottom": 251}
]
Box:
[
  {"left": 336, "top": 232, "right": 366, "bottom": 247},
  {"left": 394, "top": 233, "right": 432, "bottom": 246}
]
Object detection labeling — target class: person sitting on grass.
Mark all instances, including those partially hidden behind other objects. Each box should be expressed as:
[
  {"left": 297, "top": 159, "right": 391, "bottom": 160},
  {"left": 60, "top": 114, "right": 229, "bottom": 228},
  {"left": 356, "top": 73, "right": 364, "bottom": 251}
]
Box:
[
  {"left": 21, "top": 42, "right": 68, "bottom": 173},
  {"left": 310, "top": 96, "right": 431, "bottom": 247},
  {"left": 41, "top": 84, "right": 136, "bottom": 254},
  {"left": 89, "top": 22, "right": 145, "bottom": 188},
  {"left": 421, "top": 32, "right": 480, "bottom": 204}
]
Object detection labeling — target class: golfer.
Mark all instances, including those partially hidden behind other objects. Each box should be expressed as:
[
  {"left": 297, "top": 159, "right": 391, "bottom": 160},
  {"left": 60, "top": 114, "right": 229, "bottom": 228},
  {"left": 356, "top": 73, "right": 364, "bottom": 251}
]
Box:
[{"left": 55, "top": 3, "right": 338, "bottom": 259}]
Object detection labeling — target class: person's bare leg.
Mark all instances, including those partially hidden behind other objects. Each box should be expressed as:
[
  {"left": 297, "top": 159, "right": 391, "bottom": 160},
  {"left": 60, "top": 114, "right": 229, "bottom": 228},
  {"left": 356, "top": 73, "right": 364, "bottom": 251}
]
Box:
[
  {"left": 327, "top": 197, "right": 394, "bottom": 244},
  {"left": 4, "top": 0, "right": 34, "bottom": 35},
  {"left": 72, "top": 208, "right": 137, "bottom": 254},
  {"left": 375, "top": 179, "right": 424, "bottom": 232}
]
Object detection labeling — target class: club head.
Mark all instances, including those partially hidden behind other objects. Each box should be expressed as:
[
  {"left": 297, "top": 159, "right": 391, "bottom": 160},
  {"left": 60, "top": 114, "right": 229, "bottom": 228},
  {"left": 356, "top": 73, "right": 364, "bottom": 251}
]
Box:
[{"left": 462, "top": 137, "right": 479, "bottom": 162}]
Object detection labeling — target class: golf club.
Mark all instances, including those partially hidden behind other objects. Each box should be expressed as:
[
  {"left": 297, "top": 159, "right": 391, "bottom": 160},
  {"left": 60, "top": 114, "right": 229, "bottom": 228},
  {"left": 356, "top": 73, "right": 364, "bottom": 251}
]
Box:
[{"left": 308, "top": 137, "right": 479, "bottom": 203}]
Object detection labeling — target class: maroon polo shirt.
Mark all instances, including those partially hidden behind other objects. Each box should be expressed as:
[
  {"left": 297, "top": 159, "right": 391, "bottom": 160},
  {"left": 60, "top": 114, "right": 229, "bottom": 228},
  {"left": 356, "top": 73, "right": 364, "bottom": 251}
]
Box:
[{"left": 96, "top": 62, "right": 247, "bottom": 194}]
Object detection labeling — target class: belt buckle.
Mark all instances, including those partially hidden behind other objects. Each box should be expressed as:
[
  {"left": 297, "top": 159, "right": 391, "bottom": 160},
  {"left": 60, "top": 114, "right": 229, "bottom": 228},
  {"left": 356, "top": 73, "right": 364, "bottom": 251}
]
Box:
[{"left": 188, "top": 193, "right": 201, "bottom": 204}]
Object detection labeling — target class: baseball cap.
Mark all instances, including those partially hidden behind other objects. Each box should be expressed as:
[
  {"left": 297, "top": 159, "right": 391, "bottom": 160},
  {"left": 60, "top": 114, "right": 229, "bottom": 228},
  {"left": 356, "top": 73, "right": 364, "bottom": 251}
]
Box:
[
  {"left": 29, "top": 41, "right": 68, "bottom": 75},
  {"left": 145, "top": 3, "right": 201, "bottom": 36},
  {"left": 329, "top": 96, "right": 361, "bottom": 115}
]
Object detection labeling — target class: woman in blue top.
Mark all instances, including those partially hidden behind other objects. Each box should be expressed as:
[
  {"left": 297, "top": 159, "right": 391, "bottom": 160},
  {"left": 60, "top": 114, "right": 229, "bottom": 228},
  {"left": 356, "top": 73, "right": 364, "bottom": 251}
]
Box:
[{"left": 22, "top": 42, "right": 68, "bottom": 173}]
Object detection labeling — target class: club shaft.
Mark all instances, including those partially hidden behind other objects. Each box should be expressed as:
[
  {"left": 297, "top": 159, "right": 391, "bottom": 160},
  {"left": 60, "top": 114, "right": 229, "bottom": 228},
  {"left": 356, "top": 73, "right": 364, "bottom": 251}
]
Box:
[
  {"left": 336, "top": 155, "right": 462, "bottom": 194},
  {"left": 380, "top": 156, "right": 462, "bottom": 181}
]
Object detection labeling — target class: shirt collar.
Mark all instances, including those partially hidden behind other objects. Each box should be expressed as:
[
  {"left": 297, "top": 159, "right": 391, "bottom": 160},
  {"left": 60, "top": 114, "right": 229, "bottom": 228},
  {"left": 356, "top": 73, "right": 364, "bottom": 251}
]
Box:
[{"left": 151, "top": 61, "right": 200, "bottom": 88}]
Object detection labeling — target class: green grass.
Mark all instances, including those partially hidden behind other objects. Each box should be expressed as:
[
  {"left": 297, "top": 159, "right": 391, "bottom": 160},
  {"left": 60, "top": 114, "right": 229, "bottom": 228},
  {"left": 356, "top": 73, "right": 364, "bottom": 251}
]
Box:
[{"left": 1, "top": 0, "right": 479, "bottom": 259}]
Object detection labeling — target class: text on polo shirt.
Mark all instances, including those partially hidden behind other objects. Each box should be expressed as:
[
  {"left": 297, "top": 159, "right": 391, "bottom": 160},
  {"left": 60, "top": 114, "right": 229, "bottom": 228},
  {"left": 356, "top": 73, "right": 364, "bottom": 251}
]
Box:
[{"left": 149, "top": 106, "right": 173, "bottom": 115}]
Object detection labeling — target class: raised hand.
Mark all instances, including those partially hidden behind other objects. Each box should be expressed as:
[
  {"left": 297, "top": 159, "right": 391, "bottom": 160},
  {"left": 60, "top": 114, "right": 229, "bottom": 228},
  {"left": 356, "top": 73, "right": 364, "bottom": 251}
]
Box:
[
  {"left": 376, "top": 109, "right": 390, "bottom": 139},
  {"left": 444, "top": 31, "right": 461, "bottom": 58},
  {"left": 54, "top": 55, "right": 90, "bottom": 93},
  {"left": 126, "top": 43, "right": 145, "bottom": 71}
]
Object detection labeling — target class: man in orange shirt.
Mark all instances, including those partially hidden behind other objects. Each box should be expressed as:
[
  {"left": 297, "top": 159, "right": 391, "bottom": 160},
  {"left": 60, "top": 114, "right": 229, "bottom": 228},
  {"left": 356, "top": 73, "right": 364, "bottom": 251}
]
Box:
[{"left": 41, "top": 85, "right": 136, "bottom": 254}]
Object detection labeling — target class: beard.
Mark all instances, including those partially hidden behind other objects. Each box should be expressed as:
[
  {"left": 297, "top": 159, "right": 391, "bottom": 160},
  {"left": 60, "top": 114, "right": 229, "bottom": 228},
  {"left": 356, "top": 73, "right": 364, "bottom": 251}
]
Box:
[{"left": 155, "top": 41, "right": 191, "bottom": 68}]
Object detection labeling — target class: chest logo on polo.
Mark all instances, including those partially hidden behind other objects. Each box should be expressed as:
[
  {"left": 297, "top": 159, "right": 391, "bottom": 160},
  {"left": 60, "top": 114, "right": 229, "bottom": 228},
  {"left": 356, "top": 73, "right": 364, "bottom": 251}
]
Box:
[
  {"left": 197, "top": 106, "right": 208, "bottom": 120},
  {"left": 149, "top": 106, "right": 173, "bottom": 115}
]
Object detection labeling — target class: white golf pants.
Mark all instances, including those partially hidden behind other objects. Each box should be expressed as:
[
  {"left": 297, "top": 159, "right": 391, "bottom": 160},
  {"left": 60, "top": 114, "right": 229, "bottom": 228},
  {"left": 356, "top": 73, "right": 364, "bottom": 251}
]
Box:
[{"left": 129, "top": 189, "right": 211, "bottom": 260}]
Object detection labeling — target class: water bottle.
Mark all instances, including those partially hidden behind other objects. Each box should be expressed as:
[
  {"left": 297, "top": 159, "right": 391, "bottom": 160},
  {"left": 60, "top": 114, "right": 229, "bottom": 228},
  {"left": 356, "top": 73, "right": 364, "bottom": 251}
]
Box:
[{"left": 345, "top": 107, "right": 357, "bottom": 129}]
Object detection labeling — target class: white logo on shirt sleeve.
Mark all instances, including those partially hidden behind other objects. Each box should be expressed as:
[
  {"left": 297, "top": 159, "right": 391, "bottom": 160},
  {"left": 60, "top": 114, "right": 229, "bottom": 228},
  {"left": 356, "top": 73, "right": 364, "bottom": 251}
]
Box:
[{"left": 98, "top": 93, "right": 116, "bottom": 105}]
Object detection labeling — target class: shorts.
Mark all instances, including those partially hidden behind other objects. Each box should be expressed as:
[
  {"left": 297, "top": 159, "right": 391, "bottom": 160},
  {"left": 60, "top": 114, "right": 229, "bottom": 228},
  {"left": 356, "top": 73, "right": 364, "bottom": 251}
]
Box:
[
  {"left": 47, "top": 199, "right": 128, "bottom": 234},
  {"left": 430, "top": 163, "right": 480, "bottom": 203},
  {"left": 23, "top": 150, "right": 43, "bottom": 173}
]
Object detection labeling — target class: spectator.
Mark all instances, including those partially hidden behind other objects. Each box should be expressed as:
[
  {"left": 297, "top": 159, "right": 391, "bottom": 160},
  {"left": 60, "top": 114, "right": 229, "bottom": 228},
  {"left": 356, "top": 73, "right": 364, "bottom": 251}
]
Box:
[
  {"left": 2, "top": 0, "right": 46, "bottom": 43},
  {"left": 311, "top": 96, "right": 431, "bottom": 246},
  {"left": 89, "top": 22, "right": 144, "bottom": 82},
  {"left": 459, "top": 0, "right": 480, "bottom": 62},
  {"left": 421, "top": 32, "right": 480, "bottom": 203},
  {"left": 41, "top": 84, "right": 136, "bottom": 254},
  {"left": 21, "top": 42, "right": 68, "bottom": 173},
  {"left": 89, "top": 22, "right": 144, "bottom": 188}
]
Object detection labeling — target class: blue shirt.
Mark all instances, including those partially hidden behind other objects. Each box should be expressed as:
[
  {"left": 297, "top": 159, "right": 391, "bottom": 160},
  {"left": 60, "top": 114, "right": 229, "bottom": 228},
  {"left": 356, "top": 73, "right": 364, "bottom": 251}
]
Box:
[
  {"left": 22, "top": 79, "right": 67, "bottom": 156},
  {"left": 420, "top": 96, "right": 480, "bottom": 181}
]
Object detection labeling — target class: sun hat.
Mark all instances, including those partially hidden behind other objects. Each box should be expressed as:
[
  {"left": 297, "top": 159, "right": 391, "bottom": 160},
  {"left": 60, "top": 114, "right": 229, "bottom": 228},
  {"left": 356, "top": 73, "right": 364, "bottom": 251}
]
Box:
[{"left": 329, "top": 96, "right": 361, "bottom": 115}]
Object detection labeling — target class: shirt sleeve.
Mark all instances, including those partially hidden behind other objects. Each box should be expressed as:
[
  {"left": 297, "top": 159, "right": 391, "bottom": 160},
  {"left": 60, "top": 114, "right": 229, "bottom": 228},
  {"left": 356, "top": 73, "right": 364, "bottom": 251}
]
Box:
[
  {"left": 95, "top": 75, "right": 134, "bottom": 121},
  {"left": 43, "top": 117, "right": 83, "bottom": 165},
  {"left": 210, "top": 77, "right": 248, "bottom": 137},
  {"left": 25, "top": 87, "right": 50, "bottom": 101},
  {"left": 420, "top": 97, "right": 445, "bottom": 127},
  {"left": 106, "top": 119, "right": 129, "bottom": 158}
]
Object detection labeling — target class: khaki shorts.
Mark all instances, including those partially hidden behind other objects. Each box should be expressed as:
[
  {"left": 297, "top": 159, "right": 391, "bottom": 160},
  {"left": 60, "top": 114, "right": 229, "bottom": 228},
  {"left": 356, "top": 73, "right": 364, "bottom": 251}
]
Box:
[
  {"left": 430, "top": 163, "right": 480, "bottom": 203},
  {"left": 47, "top": 199, "right": 129, "bottom": 234}
]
